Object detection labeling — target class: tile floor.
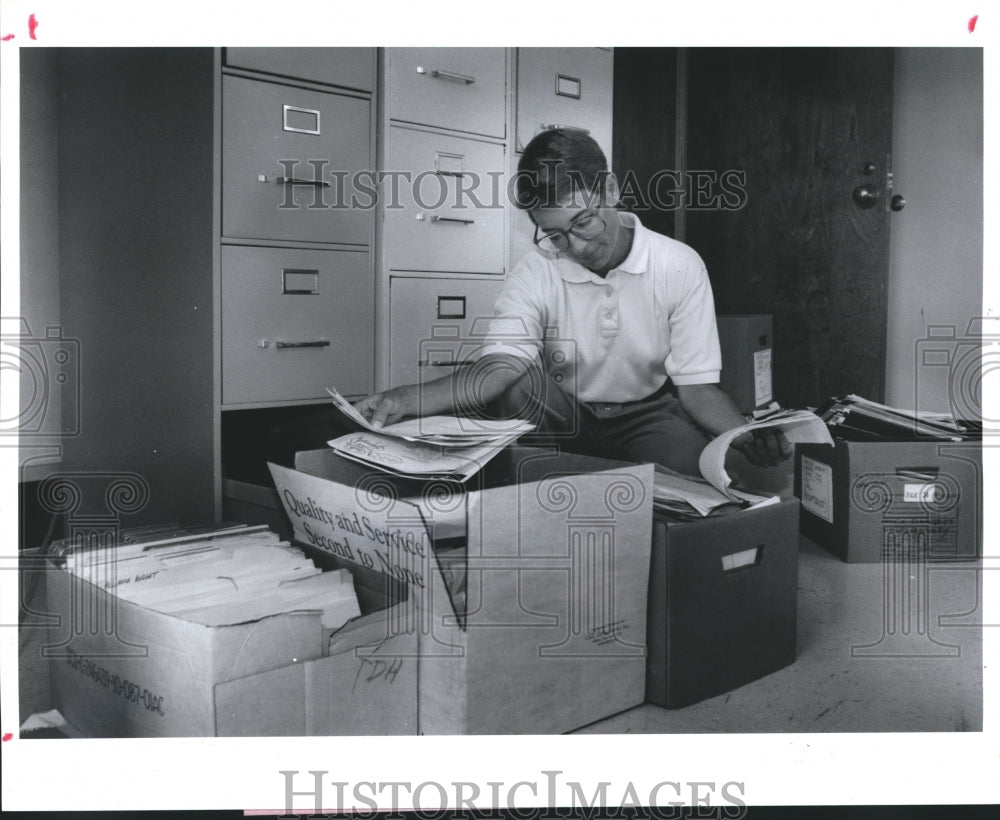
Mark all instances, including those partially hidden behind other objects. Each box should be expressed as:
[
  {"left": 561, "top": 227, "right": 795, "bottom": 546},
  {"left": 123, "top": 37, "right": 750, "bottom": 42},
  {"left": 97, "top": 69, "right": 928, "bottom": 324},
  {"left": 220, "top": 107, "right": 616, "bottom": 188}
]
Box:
[
  {"left": 18, "top": 536, "right": 984, "bottom": 735},
  {"left": 579, "top": 536, "right": 983, "bottom": 733}
]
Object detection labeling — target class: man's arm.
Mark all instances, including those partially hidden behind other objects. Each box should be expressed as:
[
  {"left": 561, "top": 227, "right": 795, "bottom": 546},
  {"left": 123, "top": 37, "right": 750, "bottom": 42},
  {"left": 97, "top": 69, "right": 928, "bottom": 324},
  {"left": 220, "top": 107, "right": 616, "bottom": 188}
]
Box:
[
  {"left": 353, "top": 353, "right": 532, "bottom": 428},
  {"left": 676, "top": 382, "right": 792, "bottom": 467}
]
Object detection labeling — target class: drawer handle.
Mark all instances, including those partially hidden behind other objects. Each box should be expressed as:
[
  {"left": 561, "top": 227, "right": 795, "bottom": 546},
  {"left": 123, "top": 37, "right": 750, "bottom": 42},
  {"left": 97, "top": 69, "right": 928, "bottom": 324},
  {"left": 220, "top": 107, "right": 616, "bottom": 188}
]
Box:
[
  {"left": 431, "top": 216, "right": 475, "bottom": 226},
  {"left": 539, "top": 123, "right": 591, "bottom": 135},
  {"left": 276, "top": 176, "right": 332, "bottom": 188},
  {"left": 417, "top": 66, "right": 476, "bottom": 85},
  {"left": 275, "top": 340, "right": 331, "bottom": 349}
]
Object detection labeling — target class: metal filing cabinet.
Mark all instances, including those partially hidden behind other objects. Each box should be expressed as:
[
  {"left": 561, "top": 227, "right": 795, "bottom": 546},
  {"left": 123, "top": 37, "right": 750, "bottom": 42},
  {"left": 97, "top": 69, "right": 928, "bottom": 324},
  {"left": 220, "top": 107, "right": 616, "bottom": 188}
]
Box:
[
  {"left": 386, "top": 47, "right": 507, "bottom": 138},
  {"left": 224, "top": 47, "right": 376, "bottom": 92},
  {"left": 383, "top": 126, "right": 506, "bottom": 274},
  {"left": 388, "top": 274, "right": 506, "bottom": 386},
  {"left": 221, "top": 74, "right": 372, "bottom": 246},
  {"left": 377, "top": 48, "right": 511, "bottom": 390},
  {"left": 509, "top": 48, "right": 614, "bottom": 272},
  {"left": 515, "top": 47, "right": 614, "bottom": 158},
  {"left": 221, "top": 245, "right": 373, "bottom": 404}
]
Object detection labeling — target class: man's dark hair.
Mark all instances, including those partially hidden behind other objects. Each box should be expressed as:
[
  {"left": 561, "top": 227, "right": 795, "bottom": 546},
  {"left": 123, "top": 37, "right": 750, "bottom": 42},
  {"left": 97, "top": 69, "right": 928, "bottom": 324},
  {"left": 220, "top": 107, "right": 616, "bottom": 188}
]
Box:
[{"left": 514, "top": 128, "right": 611, "bottom": 210}]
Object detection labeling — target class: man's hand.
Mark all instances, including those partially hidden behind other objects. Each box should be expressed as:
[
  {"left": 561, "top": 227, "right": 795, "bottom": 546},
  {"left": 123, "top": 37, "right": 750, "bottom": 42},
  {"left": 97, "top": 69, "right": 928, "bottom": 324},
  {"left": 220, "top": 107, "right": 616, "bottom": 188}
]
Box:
[
  {"left": 352, "top": 386, "right": 414, "bottom": 429},
  {"left": 733, "top": 428, "right": 794, "bottom": 467}
]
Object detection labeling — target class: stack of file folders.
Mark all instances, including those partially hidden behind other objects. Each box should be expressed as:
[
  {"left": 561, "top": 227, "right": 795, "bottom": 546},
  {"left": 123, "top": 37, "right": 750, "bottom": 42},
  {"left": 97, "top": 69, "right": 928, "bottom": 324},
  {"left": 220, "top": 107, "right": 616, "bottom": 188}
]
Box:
[
  {"left": 814, "top": 394, "right": 981, "bottom": 442},
  {"left": 650, "top": 409, "right": 834, "bottom": 518},
  {"left": 53, "top": 523, "right": 361, "bottom": 644},
  {"left": 324, "top": 386, "right": 535, "bottom": 481}
]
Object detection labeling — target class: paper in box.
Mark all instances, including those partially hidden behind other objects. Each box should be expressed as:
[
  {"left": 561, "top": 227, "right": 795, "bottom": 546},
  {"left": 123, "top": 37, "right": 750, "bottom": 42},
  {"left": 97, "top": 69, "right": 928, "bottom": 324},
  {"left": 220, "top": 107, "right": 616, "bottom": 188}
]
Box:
[
  {"left": 269, "top": 445, "right": 655, "bottom": 735},
  {"left": 45, "top": 563, "right": 326, "bottom": 737},
  {"left": 794, "top": 440, "right": 982, "bottom": 562},
  {"left": 645, "top": 498, "right": 800, "bottom": 708}
]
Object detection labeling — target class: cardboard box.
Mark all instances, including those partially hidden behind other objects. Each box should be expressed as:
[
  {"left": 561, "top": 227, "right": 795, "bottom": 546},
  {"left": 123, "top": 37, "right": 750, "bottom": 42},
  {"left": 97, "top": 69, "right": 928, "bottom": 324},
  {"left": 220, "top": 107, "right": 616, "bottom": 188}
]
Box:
[
  {"left": 795, "top": 440, "right": 983, "bottom": 562},
  {"left": 717, "top": 314, "right": 773, "bottom": 413},
  {"left": 45, "top": 559, "right": 328, "bottom": 737},
  {"left": 268, "top": 446, "right": 655, "bottom": 734},
  {"left": 645, "top": 498, "right": 800, "bottom": 708}
]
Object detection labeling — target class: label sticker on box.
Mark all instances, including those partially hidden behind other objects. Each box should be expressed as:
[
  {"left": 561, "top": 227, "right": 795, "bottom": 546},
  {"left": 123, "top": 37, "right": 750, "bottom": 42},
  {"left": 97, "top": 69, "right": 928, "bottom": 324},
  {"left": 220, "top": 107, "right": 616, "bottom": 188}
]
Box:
[
  {"left": 903, "top": 483, "right": 943, "bottom": 504},
  {"left": 800, "top": 456, "right": 834, "bottom": 523},
  {"left": 754, "top": 348, "right": 773, "bottom": 406}
]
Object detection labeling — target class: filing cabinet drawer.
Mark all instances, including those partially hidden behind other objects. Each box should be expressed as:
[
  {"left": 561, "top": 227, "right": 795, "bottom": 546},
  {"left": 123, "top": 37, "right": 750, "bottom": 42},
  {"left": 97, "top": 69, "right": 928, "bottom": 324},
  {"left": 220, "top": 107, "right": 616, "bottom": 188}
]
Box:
[
  {"left": 389, "top": 274, "right": 505, "bottom": 387},
  {"left": 387, "top": 48, "right": 507, "bottom": 138},
  {"left": 225, "top": 47, "right": 376, "bottom": 92},
  {"left": 515, "top": 48, "right": 613, "bottom": 158},
  {"left": 222, "top": 75, "right": 373, "bottom": 245},
  {"left": 384, "top": 127, "right": 506, "bottom": 274},
  {"left": 221, "top": 245, "right": 373, "bottom": 404}
]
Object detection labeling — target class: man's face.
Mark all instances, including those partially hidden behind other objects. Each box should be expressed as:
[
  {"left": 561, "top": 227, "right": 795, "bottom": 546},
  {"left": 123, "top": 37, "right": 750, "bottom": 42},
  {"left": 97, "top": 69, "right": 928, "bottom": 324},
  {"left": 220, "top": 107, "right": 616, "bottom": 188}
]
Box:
[{"left": 529, "top": 194, "right": 622, "bottom": 274}]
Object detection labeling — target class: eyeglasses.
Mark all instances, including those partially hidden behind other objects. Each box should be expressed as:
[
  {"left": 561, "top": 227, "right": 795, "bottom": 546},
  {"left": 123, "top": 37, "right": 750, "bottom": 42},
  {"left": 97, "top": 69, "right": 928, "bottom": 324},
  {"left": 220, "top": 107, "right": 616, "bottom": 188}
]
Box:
[{"left": 532, "top": 212, "right": 606, "bottom": 253}]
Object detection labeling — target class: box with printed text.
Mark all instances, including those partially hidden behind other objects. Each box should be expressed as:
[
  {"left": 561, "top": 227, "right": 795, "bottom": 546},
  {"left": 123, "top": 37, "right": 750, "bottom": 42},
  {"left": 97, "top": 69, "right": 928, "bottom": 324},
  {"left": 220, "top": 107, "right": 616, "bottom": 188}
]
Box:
[
  {"left": 267, "top": 445, "right": 655, "bottom": 734},
  {"left": 794, "top": 440, "right": 982, "bottom": 563}
]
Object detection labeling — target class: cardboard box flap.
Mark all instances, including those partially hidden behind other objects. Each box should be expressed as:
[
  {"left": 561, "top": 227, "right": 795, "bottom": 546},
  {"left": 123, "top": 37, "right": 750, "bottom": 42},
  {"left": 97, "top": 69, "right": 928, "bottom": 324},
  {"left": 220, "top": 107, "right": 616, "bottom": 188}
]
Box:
[
  {"left": 270, "top": 462, "right": 454, "bottom": 620},
  {"left": 313, "top": 605, "right": 419, "bottom": 735},
  {"left": 291, "top": 450, "right": 468, "bottom": 540},
  {"left": 454, "top": 463, "right": 654, "bottom": 733}
]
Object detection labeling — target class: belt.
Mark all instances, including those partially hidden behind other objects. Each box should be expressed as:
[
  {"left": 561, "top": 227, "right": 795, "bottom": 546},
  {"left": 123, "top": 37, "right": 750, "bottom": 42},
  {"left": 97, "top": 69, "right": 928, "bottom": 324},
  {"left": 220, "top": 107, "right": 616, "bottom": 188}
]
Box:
[{"left": 584, "top": 382, "right": 674, "bottom": 418}]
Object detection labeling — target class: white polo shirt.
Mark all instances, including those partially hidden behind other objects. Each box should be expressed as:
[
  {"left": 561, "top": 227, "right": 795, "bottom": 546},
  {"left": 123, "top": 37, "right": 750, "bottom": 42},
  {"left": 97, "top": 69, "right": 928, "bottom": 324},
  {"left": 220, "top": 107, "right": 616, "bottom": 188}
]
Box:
[{"left": 478, "top": 213, "right": 722, "bottom": 403}]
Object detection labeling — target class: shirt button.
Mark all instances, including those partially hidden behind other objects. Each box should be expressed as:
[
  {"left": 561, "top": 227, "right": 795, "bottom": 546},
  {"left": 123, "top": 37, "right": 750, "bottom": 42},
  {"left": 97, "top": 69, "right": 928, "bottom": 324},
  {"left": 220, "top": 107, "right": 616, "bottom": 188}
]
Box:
[{"left": 605, "top": 289, "right": 613, "bottom": 298}]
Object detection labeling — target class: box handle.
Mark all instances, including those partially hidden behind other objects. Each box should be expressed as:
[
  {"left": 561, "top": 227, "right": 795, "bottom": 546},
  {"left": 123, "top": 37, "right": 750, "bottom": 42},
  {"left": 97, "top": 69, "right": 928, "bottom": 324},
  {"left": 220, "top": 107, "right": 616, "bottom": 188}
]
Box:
[
  {"left": 721, "top": 545, "right": 762, "bottom": 572},
  {"left": 896, "top": 466, "right": 940, "bottom": 480}
]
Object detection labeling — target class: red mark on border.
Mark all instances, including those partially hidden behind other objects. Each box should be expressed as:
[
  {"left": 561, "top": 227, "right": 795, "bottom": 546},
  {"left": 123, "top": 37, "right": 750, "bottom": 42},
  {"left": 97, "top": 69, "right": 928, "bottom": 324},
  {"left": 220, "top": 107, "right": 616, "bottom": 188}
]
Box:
[
  {"left": 2, "top": 733, "right": 13, "bottom": 742},
  {"left": 29, "top": 13, "right": 39, "bottom": 39},
  {"left": 1, "top": 34, "right": 14, "bottom": 41},
  {"left": 969, "top": 14, "right": 978, "bottom": 32}
]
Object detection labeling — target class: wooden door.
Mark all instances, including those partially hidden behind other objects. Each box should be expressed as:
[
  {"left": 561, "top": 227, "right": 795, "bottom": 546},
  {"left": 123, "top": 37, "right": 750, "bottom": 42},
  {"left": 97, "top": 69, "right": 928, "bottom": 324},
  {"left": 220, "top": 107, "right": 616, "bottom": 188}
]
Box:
[{"left": 684, "top": 48, "right": 895, "bottom": 407}]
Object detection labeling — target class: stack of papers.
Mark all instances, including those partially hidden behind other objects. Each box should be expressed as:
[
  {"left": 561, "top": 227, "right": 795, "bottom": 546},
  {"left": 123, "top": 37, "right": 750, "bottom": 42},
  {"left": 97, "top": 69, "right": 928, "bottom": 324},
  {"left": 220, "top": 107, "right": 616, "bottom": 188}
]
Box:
[
  {"left": 654, "top": 409, "right": 834, "bottom": 518},
  {"left": 58, "top": 524, "right": 360, "bottom": 635},
  {"left": 815, "top": 394, "right": 979, "bottom": 441},
  {"left": 325, "top": 386, "right": 534, "bottom": 481}
]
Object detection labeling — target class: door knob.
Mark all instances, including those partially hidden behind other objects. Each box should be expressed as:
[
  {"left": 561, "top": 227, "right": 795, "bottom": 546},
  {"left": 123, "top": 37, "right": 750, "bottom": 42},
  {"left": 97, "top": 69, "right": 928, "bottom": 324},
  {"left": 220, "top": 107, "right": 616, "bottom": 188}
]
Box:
[
  {"left": 891, "top": 194, "right": 906, "bottom": 211},
  {"left": 852, "top": 184, "right": 880, "bottom": 209}
]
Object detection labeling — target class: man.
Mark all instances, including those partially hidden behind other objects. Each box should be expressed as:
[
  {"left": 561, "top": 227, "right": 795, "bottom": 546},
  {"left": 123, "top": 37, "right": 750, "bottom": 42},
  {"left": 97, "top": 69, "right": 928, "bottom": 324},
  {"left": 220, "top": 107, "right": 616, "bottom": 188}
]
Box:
[{"left": 354, "top": 129, "right": 789, "bottom": 475}]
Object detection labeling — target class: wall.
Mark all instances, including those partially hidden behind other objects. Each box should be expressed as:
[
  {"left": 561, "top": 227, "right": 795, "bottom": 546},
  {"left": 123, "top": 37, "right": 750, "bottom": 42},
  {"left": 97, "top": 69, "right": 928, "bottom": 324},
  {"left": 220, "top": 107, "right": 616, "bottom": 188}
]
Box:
[
  {"left": 885, "top": 48, "right": 983, "bottom": 415},
  {"left": 17, "top": 49, "right": 63, "bottom": 481},
  {"left": 55, "top": 49, "right": 217, "bottom": 525}
]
